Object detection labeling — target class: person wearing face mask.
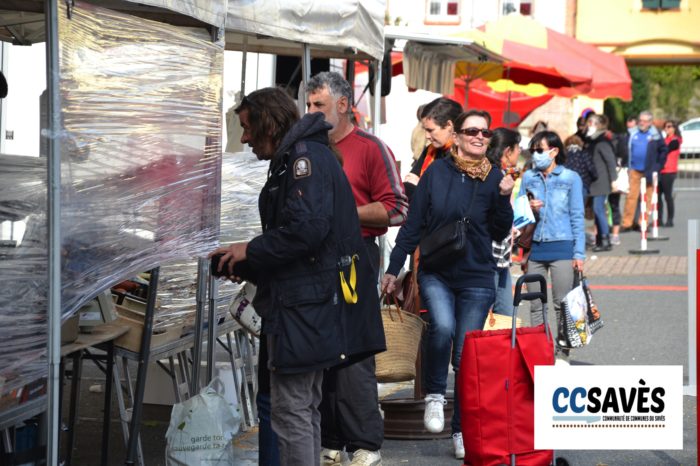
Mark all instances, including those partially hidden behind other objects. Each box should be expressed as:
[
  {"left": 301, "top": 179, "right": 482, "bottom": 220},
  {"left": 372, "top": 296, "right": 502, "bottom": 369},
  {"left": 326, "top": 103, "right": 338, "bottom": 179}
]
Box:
[
  {"left": 585, "top": 114, "right": 618, "bottom": 252},
  {"left": 381, "top": 110, "right": 514, "bottom": 460},
  {"left": 520, "top": 131, "right": 585, "bottom": 365},
  {"left": 403, "top": 97, "right": 463, "bottom": 201}
]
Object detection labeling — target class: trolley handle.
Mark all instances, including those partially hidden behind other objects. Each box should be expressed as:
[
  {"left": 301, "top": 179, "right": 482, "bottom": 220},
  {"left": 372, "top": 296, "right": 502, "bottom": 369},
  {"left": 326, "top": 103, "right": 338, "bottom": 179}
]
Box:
[{"left": 513, "top": 273, "right": 547, "bottom": 306}]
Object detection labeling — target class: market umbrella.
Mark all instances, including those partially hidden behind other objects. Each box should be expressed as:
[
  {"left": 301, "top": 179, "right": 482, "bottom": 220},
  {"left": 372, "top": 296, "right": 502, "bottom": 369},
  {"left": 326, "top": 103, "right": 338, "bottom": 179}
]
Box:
[
  {"left": 468, "top": 14, "right": 631, "bottom": 100},
  {"left": 446, "top": 78, "right": 553, "bottom": 128}
]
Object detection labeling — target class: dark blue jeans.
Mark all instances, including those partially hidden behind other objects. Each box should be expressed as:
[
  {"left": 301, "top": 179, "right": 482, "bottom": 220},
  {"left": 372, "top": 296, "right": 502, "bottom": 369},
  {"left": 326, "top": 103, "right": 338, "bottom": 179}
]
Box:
[
  {"left": 419, "top": 273, "right": 494, "bottom": 434},
  {"left": 592, "top": 194, "right": 609, "bottom": 236}
]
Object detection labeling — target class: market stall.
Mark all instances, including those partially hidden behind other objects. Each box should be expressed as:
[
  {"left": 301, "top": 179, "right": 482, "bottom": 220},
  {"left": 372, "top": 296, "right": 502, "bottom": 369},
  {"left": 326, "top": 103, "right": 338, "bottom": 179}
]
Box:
[{"left": 0, "top": 0, "right": 388, "bottom": 463}]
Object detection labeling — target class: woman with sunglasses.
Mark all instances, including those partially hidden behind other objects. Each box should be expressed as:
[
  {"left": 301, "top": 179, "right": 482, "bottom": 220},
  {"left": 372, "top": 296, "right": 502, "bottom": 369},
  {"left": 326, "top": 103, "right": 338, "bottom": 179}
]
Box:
[
  {"left": 660, "top": 121, "right": 682, "bottom": 227},
  {"left": 381, "top": 110, "right": 514, "bottom": 459},
  {"left": 521, "top": 131, "right": 585, "bottom": 364}
]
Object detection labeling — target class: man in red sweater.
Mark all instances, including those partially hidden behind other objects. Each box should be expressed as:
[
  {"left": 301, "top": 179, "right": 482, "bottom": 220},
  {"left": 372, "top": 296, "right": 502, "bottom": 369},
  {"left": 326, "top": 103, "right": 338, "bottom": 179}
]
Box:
[{"left": 306, "top": 71, "right": 408, "bottom": 466}]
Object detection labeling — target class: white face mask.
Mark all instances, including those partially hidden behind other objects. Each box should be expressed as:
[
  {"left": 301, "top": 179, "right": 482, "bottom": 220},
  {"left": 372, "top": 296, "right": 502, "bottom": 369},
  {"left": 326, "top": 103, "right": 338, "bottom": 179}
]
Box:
[{"left": 586, "top": 126, "right": 597, "bottom": 137}]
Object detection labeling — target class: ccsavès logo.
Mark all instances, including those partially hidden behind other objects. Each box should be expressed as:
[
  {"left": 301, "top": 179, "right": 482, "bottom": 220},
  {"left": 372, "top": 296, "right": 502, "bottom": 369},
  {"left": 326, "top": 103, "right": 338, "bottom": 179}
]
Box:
[{"left": 534, "top": 366, "right": 683, "bottom": 450}]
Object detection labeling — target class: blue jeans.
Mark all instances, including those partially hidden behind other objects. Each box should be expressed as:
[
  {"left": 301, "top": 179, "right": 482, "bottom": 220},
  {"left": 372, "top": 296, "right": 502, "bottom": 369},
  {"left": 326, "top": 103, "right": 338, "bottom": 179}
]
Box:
[
  {"left": 492, "top": 267, "right": 513, "bottom": 316},
  {"left": 592, "top": 195, "right": 609, "bottom": 236},
  {"left": 419, "top": 273, "right": 494, "bottom": 434}
]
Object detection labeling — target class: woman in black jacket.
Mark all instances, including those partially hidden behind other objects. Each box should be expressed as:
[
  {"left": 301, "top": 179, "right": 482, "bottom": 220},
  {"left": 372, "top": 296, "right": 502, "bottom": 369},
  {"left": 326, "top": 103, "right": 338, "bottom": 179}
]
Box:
[
  {"left": 586, "top": 114, "right": 618, "bottom": 251},
  {"left": 381, "top": 110, "right": 513, "bottom": 459}
]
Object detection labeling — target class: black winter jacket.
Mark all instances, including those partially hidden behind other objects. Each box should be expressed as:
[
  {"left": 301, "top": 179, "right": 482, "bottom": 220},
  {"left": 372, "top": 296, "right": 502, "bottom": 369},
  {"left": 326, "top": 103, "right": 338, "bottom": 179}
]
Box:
[
  {"left": 246, "top": 113, "right": 386, "bottom": 374},
  {"left": 387, "top": 157, "right": 513, "bottom": 290}
]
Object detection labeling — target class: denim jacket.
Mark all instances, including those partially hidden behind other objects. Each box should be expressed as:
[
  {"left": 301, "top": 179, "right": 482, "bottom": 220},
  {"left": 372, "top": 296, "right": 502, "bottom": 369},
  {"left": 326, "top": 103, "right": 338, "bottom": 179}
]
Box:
[{"left": 520, "top": 165, "right": 586, "bottom": 260}]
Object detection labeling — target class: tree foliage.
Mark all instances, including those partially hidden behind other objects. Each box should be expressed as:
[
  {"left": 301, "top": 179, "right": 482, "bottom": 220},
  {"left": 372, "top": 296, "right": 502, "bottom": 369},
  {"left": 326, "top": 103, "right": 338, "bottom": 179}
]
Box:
[{"left": 605, "top": 65, "right": 700, "bottom": 130}]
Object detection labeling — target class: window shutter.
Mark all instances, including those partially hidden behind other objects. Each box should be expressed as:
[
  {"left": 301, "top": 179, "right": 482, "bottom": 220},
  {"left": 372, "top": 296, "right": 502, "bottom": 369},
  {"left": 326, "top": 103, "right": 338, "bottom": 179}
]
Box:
[{"left": 661, "top": 0, "right": 680, "bottom": 8}]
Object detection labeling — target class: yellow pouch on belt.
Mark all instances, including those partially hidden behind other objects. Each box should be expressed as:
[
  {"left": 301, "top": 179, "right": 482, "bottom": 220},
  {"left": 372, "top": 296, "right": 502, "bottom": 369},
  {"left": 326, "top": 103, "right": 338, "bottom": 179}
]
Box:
[{"left": 339, "top": 254, "right": 359, "bottom": 304}]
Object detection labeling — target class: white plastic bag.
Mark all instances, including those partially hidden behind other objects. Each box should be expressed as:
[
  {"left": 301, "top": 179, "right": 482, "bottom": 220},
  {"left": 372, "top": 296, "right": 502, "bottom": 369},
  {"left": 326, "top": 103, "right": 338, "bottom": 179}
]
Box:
[
  {"left": 165, "top": 378, "right": 240, "bottom": 465},
  {"left": 612, "top": 167, "right": 629, "bottom": 194},
  {"left": 561, "top": 284, "right": 591, "bottom": 348},
  {"left": 512, "top": 195, "right": 536, "bottom": 230}
]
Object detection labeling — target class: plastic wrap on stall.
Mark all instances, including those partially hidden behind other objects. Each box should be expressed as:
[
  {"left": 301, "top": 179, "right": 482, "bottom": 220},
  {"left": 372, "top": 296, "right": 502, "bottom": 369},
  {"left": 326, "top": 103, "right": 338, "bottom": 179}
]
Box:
[
  {"left": 56, "top": 1, "right": 224, "bottom": 318},
  {"left": 152, "top": 152, "right": 268, "bottom": 334},
  {"left": 0, "top": 156, "right": 48, "bottom": 399},
  {"left": 0, "top": 2, "right": 223, "bottom": 398}
]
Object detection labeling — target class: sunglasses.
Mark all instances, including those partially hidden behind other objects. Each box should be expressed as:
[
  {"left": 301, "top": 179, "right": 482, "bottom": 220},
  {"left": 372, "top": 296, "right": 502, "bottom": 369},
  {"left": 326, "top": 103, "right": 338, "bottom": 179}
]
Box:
[
  {"left": 456, "top": 127, "right": 493, "bottom": 138},
  {"left": 531, "top": 147, "right": 553, "bottom": 154}
]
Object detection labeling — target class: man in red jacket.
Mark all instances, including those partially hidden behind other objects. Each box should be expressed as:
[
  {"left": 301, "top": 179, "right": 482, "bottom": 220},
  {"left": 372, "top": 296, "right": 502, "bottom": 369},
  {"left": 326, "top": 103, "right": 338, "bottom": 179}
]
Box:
[{"left": 306, "top": 71, "right": 408, "bottom": 466}]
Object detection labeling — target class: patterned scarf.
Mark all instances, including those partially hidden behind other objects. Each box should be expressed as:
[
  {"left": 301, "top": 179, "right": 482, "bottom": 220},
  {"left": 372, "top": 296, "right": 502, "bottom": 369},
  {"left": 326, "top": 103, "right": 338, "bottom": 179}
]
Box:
[
  {"left": 451, "top": 153, "right": 492, "bottom": 181},
  {"left": 420, "top": 140, "right": 453, "bottom": 175}
]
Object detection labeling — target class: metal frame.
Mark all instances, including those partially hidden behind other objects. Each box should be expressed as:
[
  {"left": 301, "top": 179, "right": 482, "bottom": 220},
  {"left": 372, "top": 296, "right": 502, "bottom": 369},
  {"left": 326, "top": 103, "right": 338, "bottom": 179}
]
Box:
[{"left": 686, "top": 219, "right": 698, "bottom": 397}]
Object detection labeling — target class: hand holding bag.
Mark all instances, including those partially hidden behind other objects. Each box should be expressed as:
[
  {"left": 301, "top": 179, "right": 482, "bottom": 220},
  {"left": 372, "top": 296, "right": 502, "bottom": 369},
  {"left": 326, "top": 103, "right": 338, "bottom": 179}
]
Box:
[{"left": 419, "top": 180, "right": 478, "bottom": 270}]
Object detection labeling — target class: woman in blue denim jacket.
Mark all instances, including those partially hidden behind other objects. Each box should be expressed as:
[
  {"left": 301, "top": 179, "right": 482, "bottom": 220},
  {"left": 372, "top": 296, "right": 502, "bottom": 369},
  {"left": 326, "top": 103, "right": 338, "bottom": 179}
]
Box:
[{"left": 520, "top": 131, "right": 585, "bottom": 363}]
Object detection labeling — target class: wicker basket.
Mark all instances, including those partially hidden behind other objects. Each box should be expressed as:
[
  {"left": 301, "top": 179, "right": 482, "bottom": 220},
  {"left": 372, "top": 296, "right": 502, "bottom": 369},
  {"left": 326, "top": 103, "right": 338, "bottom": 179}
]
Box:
[
  {"left": 375, "top": 297, "right": 425, "bottom": 383},
  {"left": 483, "top": 309, "right": 522, "bottom": 331}
]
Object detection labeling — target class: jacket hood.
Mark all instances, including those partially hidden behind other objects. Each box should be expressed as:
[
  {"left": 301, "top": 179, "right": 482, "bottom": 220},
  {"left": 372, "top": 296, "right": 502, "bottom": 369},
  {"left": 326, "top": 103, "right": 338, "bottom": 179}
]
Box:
[
  {"left": 630, "top": 124, "right": 662, "bottom": 141},
  {"left": 275, "top": 112, "right": 332, "bottom": 159}
]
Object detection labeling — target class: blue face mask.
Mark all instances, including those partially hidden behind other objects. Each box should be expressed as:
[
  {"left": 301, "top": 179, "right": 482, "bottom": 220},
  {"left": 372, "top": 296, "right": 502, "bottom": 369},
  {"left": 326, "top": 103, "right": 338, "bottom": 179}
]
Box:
[{"left": 532, "top": 150, "right": 553, "bottom": 171}]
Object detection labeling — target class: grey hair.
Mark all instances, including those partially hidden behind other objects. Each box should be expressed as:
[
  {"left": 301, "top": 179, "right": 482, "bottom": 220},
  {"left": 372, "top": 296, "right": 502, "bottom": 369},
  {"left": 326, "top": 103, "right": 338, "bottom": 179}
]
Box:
[
  {"left": 639, "top": 110, "right": 653, "bottom": 120},
  {"left": 305, "top": 71, "right": 353, "bottom": 114}
]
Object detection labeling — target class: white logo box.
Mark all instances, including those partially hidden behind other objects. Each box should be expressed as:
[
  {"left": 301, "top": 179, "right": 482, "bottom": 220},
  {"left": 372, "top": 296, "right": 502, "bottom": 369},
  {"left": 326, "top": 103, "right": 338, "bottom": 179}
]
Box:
[{"left": 534, "top": 365, "right": 683, "bottom": 450}]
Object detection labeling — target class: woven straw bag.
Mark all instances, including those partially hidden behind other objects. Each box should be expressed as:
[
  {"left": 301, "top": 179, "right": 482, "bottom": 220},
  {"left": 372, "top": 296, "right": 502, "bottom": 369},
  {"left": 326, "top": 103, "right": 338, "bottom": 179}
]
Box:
[
  {"left": 483, "top": 308, "right": 522, "bottom": 331},
  {"left": 375, "top": 294, "right": 425, "bottom": 383}
]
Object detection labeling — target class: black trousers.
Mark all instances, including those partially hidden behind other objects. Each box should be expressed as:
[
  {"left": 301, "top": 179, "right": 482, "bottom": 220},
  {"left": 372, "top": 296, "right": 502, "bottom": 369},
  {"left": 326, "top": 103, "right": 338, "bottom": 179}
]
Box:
[
  {"left": 319, "top": 236, "right": 384, "bottom": 452},
  {"left": 658, "top": 173, "right": 676, "bottom": 224}
]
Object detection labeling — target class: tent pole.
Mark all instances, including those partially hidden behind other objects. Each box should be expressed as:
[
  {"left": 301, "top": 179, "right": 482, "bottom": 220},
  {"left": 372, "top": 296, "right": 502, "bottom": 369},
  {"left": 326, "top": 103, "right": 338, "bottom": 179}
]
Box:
[
  {"left": 45, "top": 0, "right": 62, "bottom": 464},
  {"left": 241, "top": 36, "right": 248, "bottom": 96},
  {"left": 299, "top": 44, "right": 311, "bottom": 115},
  {"left": 371, "top": 60, "right": 382, "bottom": 136}
]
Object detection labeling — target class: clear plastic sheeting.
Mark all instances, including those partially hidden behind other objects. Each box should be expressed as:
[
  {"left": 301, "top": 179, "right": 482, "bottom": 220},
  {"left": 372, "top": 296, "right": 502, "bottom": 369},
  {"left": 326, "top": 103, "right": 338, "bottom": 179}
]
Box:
[
  {"left": 0, "top": 155, "right": 48, "bottom": 398},
  {"left": 152, "top": 153, "right": 268, "bottom": 333},
  {"left": 56, "top": 1, "right": 223, "bottom": 318}
]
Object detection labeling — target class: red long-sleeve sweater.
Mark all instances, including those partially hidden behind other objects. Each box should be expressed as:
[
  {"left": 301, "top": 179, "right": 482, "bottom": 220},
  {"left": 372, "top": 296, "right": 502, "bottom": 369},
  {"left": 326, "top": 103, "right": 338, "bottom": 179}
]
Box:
[{"left": 335, "top": 127, "right": 408, "bottom": 237}]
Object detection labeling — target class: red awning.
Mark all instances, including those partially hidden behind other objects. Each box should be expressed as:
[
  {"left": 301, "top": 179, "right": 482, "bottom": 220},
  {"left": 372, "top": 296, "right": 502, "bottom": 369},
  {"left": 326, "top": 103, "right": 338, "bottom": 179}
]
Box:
[{"left": 446, "top": 79, "right": 553, "bottom": 128}]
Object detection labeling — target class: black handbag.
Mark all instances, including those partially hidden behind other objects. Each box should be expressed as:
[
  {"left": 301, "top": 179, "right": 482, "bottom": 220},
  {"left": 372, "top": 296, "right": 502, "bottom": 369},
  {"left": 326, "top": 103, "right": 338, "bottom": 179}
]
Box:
[{"left": 419, "top": 180, "right": 479, "bottom": 270}]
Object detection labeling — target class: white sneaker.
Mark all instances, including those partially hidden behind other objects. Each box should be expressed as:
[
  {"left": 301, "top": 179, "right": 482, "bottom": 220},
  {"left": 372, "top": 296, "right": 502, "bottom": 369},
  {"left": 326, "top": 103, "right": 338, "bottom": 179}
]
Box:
[
  {"left": 349, "top": 449, "right": 381, "bottom": 466},
  {"left": 452, "top": 432, "right": 465, "bottom": 459},
  {"left": 423, "top": 393, "right": 446, "bottom": 433},
  {"left": 321, "top": 448, "right": 342, "bottom": 466}
]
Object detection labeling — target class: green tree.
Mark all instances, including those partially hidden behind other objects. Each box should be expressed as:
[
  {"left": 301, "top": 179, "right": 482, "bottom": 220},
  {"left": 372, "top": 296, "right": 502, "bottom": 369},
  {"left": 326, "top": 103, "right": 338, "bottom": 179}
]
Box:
[
  {"left": 604, "top": 67, "right": 651, "bottom": 132},
  {"left": 605, "top": 65, "right": 700, "bottom": 129}
]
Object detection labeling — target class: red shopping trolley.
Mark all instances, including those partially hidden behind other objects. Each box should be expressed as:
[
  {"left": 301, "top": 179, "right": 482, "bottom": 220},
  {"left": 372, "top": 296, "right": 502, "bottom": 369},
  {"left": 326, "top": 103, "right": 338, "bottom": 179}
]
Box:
[{"left": 459, "top": 274, "right": 555, "bottom": 466}]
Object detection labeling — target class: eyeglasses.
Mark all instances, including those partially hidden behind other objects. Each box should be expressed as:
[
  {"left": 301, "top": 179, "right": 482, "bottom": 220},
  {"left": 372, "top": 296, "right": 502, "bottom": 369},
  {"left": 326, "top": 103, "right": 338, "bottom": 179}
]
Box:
[
  {"left": 531, "top": 147, "right": 553, "bottom": 154},
  {"left": 456, "top": 127, "right": 493, "bottom": 138}
]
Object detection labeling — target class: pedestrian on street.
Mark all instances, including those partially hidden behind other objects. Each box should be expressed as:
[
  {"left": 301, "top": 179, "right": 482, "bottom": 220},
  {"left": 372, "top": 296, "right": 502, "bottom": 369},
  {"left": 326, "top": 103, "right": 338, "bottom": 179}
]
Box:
[
  {"left": 520, "top": 131, "right": 585, "bottom": 364},
  {"left": 585, "top": 114, "right": 618, "bottom": 252},
  {"left": 209, "top": 87, "right": 385, "bottom": 466},
  {"left": 306, "top": 71, "right": 408, "bottom": 466},
  {"left": 403, "top": 97, "right": 462, "bottom": 201},
  {"left": 485, "top": 127, "right": 522, "bottom": 316},
  {"left": 659, "top": 120, "right": 682, "bottom": 227},
  {"left": 621, "top": 110, "right": 668, "bottom": 232},
  {"left": 381, "top": 110, "right": 514, "bottom": 460}
]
